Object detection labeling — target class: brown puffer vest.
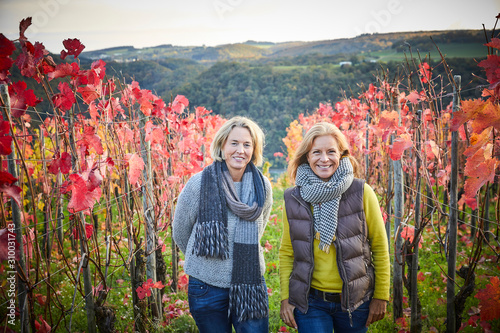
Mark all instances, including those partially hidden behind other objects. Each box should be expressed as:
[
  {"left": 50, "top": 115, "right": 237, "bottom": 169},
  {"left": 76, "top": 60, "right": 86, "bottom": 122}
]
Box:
[{"left": 284, "top": 179, "right": 374, "bottom": 315}]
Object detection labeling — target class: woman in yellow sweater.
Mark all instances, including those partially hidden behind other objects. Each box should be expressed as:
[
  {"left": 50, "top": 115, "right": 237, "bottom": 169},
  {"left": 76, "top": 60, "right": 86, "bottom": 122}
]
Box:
[{"left": 279, "top": 122, "right": 390, "bottom": 332}]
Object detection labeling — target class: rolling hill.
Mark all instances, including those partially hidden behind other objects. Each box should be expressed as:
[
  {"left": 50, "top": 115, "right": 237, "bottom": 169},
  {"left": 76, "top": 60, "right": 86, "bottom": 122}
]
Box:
[{"left": 81, "top": 29, "right": 487, "bottom": 63}]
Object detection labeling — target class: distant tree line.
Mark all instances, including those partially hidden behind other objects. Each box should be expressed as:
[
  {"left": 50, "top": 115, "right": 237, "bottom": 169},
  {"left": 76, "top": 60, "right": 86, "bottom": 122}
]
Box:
[{"left": 392, "top": 30, "right": 484, "bottom": 53}]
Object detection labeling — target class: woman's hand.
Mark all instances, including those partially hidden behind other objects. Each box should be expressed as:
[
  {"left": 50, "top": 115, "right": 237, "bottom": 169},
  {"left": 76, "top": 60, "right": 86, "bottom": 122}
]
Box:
[
  {"left": 280, "top": 299, "right": 297, "bottom": 329},
  {"left": 365, "top": 298, "right": 387, "bottom": 327}
]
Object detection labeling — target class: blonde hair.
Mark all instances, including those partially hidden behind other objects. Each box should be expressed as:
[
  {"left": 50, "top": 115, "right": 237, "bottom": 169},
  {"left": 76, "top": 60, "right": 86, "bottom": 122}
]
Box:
[
  {"left": 288, "top": 122, "right": 361, "bottom": 182},
  {"left": 211, "top": 116, "right": 265, "bottom": 167}
]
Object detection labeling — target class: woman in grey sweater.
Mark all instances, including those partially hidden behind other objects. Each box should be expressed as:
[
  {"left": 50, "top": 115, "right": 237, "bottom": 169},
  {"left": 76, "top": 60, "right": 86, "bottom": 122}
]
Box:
[{"left": 173, "top": 116, "right": 273, "bottom": 333}]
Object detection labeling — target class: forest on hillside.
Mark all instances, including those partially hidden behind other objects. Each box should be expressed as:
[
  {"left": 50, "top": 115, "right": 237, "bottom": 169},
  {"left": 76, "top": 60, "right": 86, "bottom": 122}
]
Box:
[{"left": 97, "top": 54, "right": 479, "bottom": 167}]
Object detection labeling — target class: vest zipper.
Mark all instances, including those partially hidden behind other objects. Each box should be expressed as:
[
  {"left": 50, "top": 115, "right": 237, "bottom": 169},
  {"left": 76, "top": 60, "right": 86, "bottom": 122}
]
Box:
[
  {"left": 291, "top": 190, "right": 315, "bottom": 311},
  {"left": 335, "top": 238, "right": 353, "bottom": 326}
]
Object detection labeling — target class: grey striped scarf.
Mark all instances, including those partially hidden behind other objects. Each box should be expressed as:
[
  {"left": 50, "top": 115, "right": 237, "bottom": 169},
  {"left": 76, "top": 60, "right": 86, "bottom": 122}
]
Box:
[
  {"left": 192, "top": 161, "right": 268, "bottom": 322},
  {"left": 295, "top": 157, "right": 354, "bottom": 253}
]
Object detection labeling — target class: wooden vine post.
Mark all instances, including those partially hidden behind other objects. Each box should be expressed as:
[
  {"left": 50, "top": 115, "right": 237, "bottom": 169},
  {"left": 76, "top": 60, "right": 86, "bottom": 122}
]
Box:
[
  {"left": 167, "top": 117, "right": 180, "bottom": 293},
  {"left": 140, "top": 115, "right": 162, "bottom": 321},
  {"left": 392, "top": 89, "right": 404, "bottom": 320},
  {"left": 51, "top": 104, "right": 64, "bottom": 247},
  {"left": 386, "top": 153, "right": 393, "bottom": 252},
  {"left": 410, "top": 110, "right": 422, "bottom": 332},
  {"left": 447, "top": 75, "right": 461, "bottom": 333},
  {"left": 1, "top": 84, "right": 30, "bottom": 333}
]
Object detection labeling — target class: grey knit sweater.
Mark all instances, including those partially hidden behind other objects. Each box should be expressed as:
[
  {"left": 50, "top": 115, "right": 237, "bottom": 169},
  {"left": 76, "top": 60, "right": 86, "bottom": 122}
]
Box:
[{"left": 172, "top": 171, "right": 273, "bottom": 288}]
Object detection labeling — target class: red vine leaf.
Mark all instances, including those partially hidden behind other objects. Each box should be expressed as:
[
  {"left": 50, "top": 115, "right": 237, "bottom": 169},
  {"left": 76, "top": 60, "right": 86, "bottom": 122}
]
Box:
[
  {"left": 373, "top": 110, "right": 399, "bottom": 141},
  {"left": 470, "top": 99, "right": 500, "bottom": 132},
  {"left": 406, "top": 91, "right": 422, "bottom": 104},
  {"left": 463, "top": 145, "right": 498, "bottom": 206},
  {"left": 72, "top": 222, "right": 94, "bottom": 240},
  {"left": 170, "top": 95, "right": 189, "bottom": 114},
  {"left": 60, "top": 38, "right": 85, "bottom": 60},
  {"left": 178, "top": 274, "right": 189, "bottom": 291},
  {"left": 0, "top": 34, "right": 16, "bottom": 84},
  {"left": 34, "top": 294, "right": 47, "bottom": 306},
  {"left": 80, "top": 125, "right": 104, "bottom": 155},
  {"left": 451, "top": 98, "right": 500, "bottom": 134},
  {"left": 0, "top": 228, "right": 20, "bottom": 261},
  {"left": 196, "top": 106, "right": 211, "bottom": 118},
  {"left": 464, "top": 127, "right": 492, "bottom": 157},
  {"left": 127, "top": 153, "right": 144, "bottom": 185},
  {"left": 451, "top": 99, "right": 482, "bottom": 131},
  {"left": 136, "top": 285, "right": 151, "bottom": 300},
  {"left": 48, "top": 62, "right": 80, "bottom": 80},
  {"left": 116, "top": 126, "right": 134, "bottom": 144},
  {"left": 389, "top": 133, "right": 412, "bottom": 161},
  {"left": 419, "top": 62, "right": 432, "bottom": 84},
  {"left": 0, "top": 171, "right": 22, "bottom": 206},
  {"left": 52, "top": 81, "right": 76, "bottom": 112},
  {"left": 65, "top": 172, "right": 102, "bottom": 213},
  {"left": 479, "top": 52, "right": 500, "bottom": 87},
  {"left": 264, "top": 240, "right": 273, "bottom": 252},
  {"left": 77, "top": 85, "right": 100, "bottom": 104},
  {"left": 136, "top": 88, "right": 155, "bottom": 116},
  {"left": 40, "top": 56, "right": 56, "bottom": 75},
  {"left": 485, "top": 37, "right": 500, "bottom": 50},
  {"left": 0, "top": 34, "right": 16, "bottom": 60},
  {"left": 145, "top": 121, "right": 164, "bottom": 145},
  {"left": 88, "top": 102, "right": 99, "bottom": 122},
  {"left": 34, "top": 315, "right": 51, "bottom": 333},
  {"left": 450, "top": 97, "right": 500, "bottom": 133},
  {"left": 0, "top": 119, "right": 13, "bottom": 156},
  {"left": 87, "top": 59, "right": 106, "bottom": 85},
  {"left": 15, "top": 41, "right": 47, "bottom": 82},
  {"left": 476, "top": 276, "right": 500, "bottom": 321},
  {"left": 19, "top": 17, "right": 32, "bottom": 41},
  {"left": 48, "top": 152, "right": 72, "bottom": 175},
  {"left": 136, "top": 278, "right": 163, "bottom": 300},
  {"left": 9, "top": 81, "right": 42, "bottom": 117},
  {"left": 424, "top": 140, "right": 440, "bottom": 161}
]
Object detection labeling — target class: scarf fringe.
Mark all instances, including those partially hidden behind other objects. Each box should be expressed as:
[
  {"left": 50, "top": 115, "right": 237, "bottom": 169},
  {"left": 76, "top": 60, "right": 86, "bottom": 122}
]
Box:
[
  {"left": 192, "top": 221, "right": 229, "bottom": 259},
  {"left": 318, "top": 241, "right": 331, "bottom": 254},
  {"left": 229, "top": 283, "right": 269, "bottom": 322}
]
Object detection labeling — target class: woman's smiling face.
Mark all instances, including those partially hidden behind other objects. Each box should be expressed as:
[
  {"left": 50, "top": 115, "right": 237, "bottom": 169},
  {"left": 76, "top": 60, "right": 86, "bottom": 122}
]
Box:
[
  {"left": 222, "top": 126, "right": 253, "bottom": 181},
  {"left": 307, "top": 135, "right": 340, "bottom": 181}
]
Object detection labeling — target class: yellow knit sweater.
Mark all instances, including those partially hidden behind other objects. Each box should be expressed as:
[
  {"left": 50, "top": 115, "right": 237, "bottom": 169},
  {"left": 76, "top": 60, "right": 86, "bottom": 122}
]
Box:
[{"left": 279, "top": 183, "right": 390, "bottom": 301}]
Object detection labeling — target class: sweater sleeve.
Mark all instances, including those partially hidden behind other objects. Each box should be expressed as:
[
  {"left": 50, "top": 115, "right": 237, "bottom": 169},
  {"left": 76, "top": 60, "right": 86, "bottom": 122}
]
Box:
[
  {"left": 278, "top": 203, "right": 294, "bottom": 301},
  {"left": 172, "top": 173, "right": 200, "bottom": 254},
  {"left": 363, "top": 183, "right": 391, "bottom": 301},
  {"left": 260, "top": 177, "right": 274, "bottom": 239}
]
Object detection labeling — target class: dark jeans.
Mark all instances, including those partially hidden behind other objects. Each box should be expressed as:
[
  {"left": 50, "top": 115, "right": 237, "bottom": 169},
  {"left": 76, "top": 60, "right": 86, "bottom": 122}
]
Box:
[
  {"left": 294, "top": 293, "right": 370, "bottom": 333},
  {"left": 188, "top": 276, "right": 269, "bottom": 333}
]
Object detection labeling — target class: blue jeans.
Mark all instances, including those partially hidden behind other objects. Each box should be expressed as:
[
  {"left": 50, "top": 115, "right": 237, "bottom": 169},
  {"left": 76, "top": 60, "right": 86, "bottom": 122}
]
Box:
[
  {"left": 187, "top": 276, "right": 269, "bottom": 333},
  {"left": 294, "top": 293, "right": 370, "bottom": 333}
]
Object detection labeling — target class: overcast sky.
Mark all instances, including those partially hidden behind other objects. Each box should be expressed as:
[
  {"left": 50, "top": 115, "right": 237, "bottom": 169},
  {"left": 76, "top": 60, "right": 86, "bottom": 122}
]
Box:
[{"left": 1, "top": 0, "right": 499, "bottom": 53}]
